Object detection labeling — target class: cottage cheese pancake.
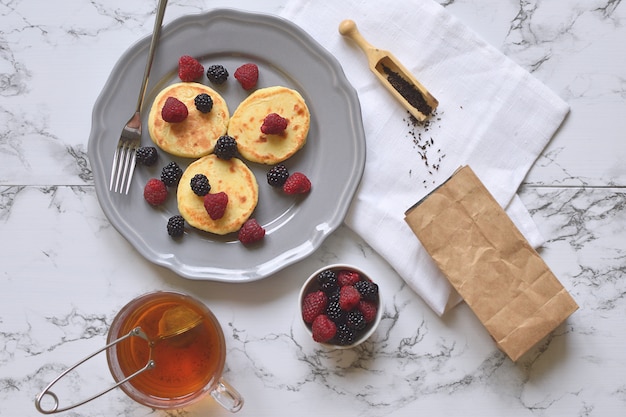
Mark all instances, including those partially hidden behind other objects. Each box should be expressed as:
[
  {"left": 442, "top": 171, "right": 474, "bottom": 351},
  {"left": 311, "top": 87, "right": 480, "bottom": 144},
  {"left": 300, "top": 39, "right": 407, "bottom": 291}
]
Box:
[
  {"left": 228, "top": 86, "right": 310, "bottom": 164},
  {"left": 177, "top": 154, "right": 258, "bottom": 235},
  {"left": 148, "top": 83, "right": 229, "bottom": 158}
]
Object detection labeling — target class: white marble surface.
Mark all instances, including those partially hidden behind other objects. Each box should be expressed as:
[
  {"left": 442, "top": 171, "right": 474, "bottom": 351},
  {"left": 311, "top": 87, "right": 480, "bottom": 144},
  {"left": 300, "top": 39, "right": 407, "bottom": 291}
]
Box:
[{"left": 1, "top": 0, "right": 625, "bottom": 416}]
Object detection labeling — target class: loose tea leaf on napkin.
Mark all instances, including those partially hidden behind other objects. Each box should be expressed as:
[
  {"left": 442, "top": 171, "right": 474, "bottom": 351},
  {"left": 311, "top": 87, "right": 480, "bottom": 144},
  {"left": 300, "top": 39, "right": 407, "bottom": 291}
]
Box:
[{"left": 404, "top": 166, "right": 578, "bottom": 361}]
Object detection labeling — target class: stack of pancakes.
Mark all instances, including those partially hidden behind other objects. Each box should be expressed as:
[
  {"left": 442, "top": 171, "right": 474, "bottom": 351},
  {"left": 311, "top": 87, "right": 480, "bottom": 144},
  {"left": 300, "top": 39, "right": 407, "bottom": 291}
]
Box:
[{"left": 147, "top": 82, "right": 310, "bottom": 235}]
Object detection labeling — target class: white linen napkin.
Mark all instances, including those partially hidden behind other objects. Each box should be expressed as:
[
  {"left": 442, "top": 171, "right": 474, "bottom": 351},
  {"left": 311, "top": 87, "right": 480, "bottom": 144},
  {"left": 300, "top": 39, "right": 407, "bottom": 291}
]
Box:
[{"left": 281, "top": 0, "right": 569, "bottom": 316}]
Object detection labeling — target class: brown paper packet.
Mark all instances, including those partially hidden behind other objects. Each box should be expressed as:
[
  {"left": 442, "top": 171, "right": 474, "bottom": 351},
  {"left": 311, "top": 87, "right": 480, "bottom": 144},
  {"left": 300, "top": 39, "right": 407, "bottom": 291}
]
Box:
[{"left": 404, "top": 166, "right": 578, "bottom": 361}]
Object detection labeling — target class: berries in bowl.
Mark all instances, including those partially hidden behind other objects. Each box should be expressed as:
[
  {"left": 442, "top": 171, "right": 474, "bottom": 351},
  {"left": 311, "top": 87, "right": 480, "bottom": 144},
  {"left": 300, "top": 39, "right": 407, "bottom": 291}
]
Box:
[{"left": 299, "top": 264, "right": 382, "bottom": 348}]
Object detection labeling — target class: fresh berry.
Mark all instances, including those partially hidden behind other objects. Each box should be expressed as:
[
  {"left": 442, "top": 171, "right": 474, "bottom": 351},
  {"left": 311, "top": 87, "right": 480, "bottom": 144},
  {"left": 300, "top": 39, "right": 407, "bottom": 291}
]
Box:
[
  {"left": 316, "top": 270, "right": 338, "bottom": 293},
  {"left": 143, "top": 178, "right": 168, "bottom": 206},
  {"left": 161, "top": 97, "right": 188, "bottom": 123},
  {"left": 161, "top": 161, "right": 183, "bottom": 186},
  {"left": 206, "top": 64, "right": 229, "bottom": 84},
  {"left": 203, "top": 192, "right": 228, "bottom": 220},
  {"left": 354, "top": 280, "right": 379, "bottom": 301},
  {"left": 283, "top": 172, "right": 311, "bottom": 195},
  {"left": 214, "top": 135, "right": 238, "bottom": 160},
  {"left": 261, "top": 113, "right": 288, "bottom": 134},
  {"left": 233, "top": 63, "right": 259, "bottom": 90},
  {"left": 167, "top": 215, "right": 185, "bottom": 237},
  {"left": 347, "top": 310, "right": 367, "bottom": 331},
  {"left": 358, "top": 300, "right": 378, "bottom": 323},
  {"left": 327, "top": 287, "right": 341, "bottom": 303},
  {"left": 238, "top": 218, "right": 265, "bottom": 245},
  {"left": 135, "top": 146, "right": 158, "bottom": 166},
  {"left": 335, "top": 323, "right": 356, "bottom": 346},
  {"left": 266, "top": 164, "right": 290, "bottom": 187},
  {"left": 190, "top": 173, "right": 211, "bottom": 196},
  {"left": 194, "top": 93, "right": 213, "bottom": 113},
  {"left": 311, "top": 314, "right": 337, "bottom": 343},
  {"left": 337, "top": 270, "right": 360, "bottom": 287},
  {"left": 301, "top": 290, "right": 328, "bottom": 324},
  {"left": 339, "top": 285, "right": 361, "bottom": 311},
  {"left": 178, "top": 55, "right": 204, "bottom": 82},
  {"left": 325, "top": 301, "right": 346, "bottom": 324}
]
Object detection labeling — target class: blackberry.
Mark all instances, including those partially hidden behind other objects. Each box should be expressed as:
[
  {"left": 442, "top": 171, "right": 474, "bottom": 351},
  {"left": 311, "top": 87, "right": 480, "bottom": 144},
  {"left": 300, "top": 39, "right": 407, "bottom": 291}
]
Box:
[
  {"left": 266, "top": 164, "right": 290, "bottom": 187},
  {"left": 167, "top": 215, "right": 185, "bottom": 237},
  {"left": 161, "top": 161, "right": 183, "bottom": 186},
  {"left": 316, "top": 270, "right": 338, "bottom": 293},
  {"left": 347, "top": 310, "right": 367, "bottom": 330},
  {"left": 335, "top": 324, "right": 356, "bottom": 346},
  {"left": 206, "top": 64, "right": 229, "bottom": 84},
  {"left": 326, "top": 301, "right": 346, "bottom": 324},
  {"left": 194, "top": 93, "right": 213, "bottom": 113},
  {"left": 190, "top": 173, "right": 211, "bottom": 196},
  {"left": 327, "top": 287, "right": 341, "bottom": 303},
  {"left": 214, "top": 135, "right": 238, "bottom": 160},
  {"left": 135, "top": 146, "right": 158, "bottom": 166},
  {"left": 354, "top": 280, "right": 379, "bottom": 301}
]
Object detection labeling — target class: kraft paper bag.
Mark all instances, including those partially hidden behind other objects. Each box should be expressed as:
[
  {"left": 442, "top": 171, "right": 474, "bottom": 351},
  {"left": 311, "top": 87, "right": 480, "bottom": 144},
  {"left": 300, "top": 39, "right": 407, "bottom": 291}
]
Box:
[{"left": 404, "top": 166, "right": 578, "bottom": 361}]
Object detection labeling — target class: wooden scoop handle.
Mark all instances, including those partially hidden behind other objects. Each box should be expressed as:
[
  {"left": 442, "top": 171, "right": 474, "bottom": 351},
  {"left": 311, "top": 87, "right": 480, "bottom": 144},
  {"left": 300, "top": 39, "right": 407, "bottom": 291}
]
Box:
[{"left": 339, "top": 19, "right": 386, "bottom": 64}]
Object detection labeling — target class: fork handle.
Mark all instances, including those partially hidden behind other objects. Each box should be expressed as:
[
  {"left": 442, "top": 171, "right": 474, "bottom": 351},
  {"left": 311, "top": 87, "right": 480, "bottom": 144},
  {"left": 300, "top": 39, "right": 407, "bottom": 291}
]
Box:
[{"left": 136, "top": 0, "right": 168, "bottom": 113}]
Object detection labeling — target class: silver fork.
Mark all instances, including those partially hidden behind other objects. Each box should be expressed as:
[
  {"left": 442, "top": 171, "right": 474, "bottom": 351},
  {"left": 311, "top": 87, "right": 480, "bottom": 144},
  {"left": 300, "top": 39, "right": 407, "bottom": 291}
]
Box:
[{"left": 109, "top": 0, "right": 168, "bottom": 194}]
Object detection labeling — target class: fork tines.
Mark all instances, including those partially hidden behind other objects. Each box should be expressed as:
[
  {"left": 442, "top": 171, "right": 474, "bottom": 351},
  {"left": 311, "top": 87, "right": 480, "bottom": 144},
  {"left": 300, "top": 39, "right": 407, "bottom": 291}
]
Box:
[{"left": 109, "top": 141, "right": 138, "bottom": 194}]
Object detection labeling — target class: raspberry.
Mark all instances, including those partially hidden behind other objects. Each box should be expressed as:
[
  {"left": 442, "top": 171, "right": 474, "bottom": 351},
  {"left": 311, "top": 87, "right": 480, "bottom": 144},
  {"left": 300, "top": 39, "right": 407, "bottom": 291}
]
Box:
[
  {"left": 339, "top": 285, "right": 361, "bottom": 311},
  {"left": 354, "top": 280, "right": 379, "bottom": 301},
  {"left": 203, "top": 192, "right": 228, "bottom": 220},
  {"left": 238, "top": 218, "right": 265, "bottom": 245},
  {"left": 214, "top": 135, "right": 238, "bottom": 160},
  {"left": 358, "top": 300, "right": 378, "bottom": 323},
  {"left": 266, "top": 164, "right": 290, "bottom": 187},
  {"left": 347, "top": 310, "right": 367, "bottom": 331},
  {"left": 194, "top": 93, "right": 213, "bottom": 113},
  {"left": 301, "top": 290, "right": 328, "bottom": 324},
  {"left": 190, "top": 173, "right": 211, "bottom": 196},
  {"left": 283, "top": 172, "right": 311, "bottom": 195},
  {"left": 135, "top": 146, "right": 158, "bottom": 166},
  {"left": 206, "top": 64, "right": 229, "bottom": 84},
  {"left": 161, "top": 161, "right": 183, "bottom": 186},
  {"left": 337, "top": 270, "right": 360, "bottom": 287},
  {"left": 335, "top": 323, "right": 356, "bottom": 346},
  {"left": 143, "top": 178, "right": 168, "bottom": 206},
  {"left": 234, "top": 63, "right": 259, "bottom": 90},
  {"left": 161, "top": 97, "right": 188, "bottom": 123},
  {"left": 178, "top": 55, "right": 204, "bottom": 82},
  {"left": 311, "top": 314, "right": 337, "bottom": 343},
  {"left": 167, "top": 215, "right": 185, "bottom": 237},
  {"left": 261, "top": 113, "right": 288, "bottom": 135},
  {"left": 316, "top": 270, "right": 338, "bottom": 294}
]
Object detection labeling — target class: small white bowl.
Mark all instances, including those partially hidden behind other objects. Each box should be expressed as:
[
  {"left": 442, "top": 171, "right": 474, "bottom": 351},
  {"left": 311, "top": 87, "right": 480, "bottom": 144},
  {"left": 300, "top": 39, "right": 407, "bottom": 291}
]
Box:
[{"left": 298, "top": 263, "right": 383, "bottom": 348}]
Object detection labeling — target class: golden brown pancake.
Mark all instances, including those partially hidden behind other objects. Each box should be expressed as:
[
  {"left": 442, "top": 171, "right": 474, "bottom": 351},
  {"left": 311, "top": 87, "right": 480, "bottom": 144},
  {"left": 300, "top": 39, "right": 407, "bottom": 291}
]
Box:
[
  {"left": 227, "top": 86, "right": 310, "bottom": 164},
  {"left": 177, "top": 154, "right": 258, "bottom": 235},
  {"left": 148, "top": 82, "right": 229, "bottom": 158}
]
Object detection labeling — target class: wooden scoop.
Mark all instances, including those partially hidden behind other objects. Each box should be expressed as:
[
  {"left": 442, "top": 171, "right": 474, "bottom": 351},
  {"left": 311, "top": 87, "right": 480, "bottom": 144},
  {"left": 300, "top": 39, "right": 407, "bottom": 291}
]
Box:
[{"left": 339, "top": 19, "right": 438, "bottom": 122}]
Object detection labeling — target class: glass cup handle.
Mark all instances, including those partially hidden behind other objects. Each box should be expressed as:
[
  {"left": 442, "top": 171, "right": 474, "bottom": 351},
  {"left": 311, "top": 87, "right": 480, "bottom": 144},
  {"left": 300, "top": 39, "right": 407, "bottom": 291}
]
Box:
[{"left": 210, "top": 378, "right": 244, "bottom": 413}]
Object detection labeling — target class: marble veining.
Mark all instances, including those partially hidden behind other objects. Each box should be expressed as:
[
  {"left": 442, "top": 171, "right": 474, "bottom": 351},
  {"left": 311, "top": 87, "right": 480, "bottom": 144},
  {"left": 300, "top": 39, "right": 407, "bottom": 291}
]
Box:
[{"left": 1, "top": 0, "right": 625, "bottom": 416}]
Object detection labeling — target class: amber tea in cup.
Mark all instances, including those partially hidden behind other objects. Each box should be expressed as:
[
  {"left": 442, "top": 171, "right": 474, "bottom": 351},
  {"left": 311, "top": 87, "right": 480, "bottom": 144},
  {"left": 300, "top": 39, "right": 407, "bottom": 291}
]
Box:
[{"left": 106, "top": 291, "right": 242, "bottom": 411}]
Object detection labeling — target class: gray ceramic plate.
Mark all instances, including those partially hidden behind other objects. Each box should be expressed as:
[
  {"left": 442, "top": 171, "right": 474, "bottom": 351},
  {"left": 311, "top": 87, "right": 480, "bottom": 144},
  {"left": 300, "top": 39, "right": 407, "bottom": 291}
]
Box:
[{"left": 88, "top": 9, "right": 365, "bottom": 282}]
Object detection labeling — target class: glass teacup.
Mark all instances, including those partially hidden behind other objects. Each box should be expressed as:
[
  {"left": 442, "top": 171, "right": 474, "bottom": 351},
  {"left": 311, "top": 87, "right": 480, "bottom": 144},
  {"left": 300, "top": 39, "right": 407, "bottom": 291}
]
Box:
[
  {"left": 35, "top": 291, "right": 243, "bottom": 414},
  {"left": 107, "top": 291, "right": 242, "bottom": 411}
]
